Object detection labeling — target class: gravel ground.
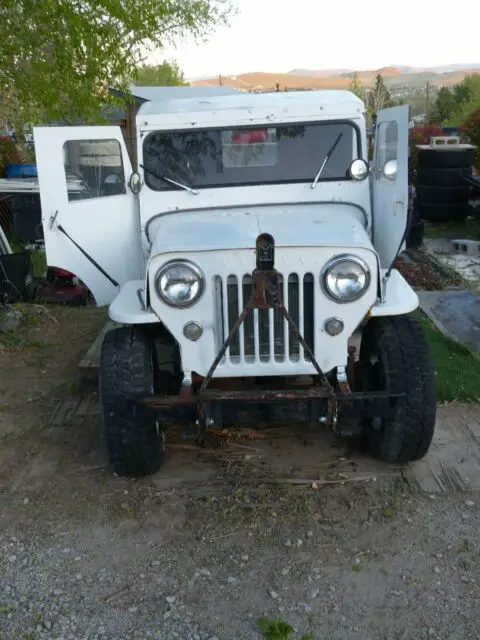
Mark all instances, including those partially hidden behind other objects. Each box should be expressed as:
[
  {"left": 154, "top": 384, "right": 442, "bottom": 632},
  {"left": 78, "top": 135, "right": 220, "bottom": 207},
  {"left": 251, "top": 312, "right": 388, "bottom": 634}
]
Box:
[
  {"left": 1, "top": 305, "right": 480, "bottom": 640},
  {"left": 1, "top": 485, "right": 479, "bottom": 640}
]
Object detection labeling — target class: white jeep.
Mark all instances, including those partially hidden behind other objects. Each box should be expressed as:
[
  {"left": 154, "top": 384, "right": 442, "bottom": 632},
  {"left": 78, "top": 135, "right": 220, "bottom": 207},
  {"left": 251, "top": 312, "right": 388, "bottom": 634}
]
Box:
[{"left": 34, "top": 89, "right": 436, "bottom": 477}]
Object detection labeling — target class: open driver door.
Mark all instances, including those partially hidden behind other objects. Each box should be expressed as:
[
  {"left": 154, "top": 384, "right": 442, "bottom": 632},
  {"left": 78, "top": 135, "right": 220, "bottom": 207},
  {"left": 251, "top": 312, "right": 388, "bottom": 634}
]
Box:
[{"left": 34, "top": 126, "right": 143, "bottom": 306}]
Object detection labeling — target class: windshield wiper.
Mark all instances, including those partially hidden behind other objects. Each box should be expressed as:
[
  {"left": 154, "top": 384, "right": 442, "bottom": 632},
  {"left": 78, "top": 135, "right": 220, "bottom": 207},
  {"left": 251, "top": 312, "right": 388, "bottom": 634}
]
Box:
[
  {"left": 310, "top": 133, "right": 344, "bottom": 189},
  {"left": 140, "top": 164, "right": 198, "bottom": 195}
]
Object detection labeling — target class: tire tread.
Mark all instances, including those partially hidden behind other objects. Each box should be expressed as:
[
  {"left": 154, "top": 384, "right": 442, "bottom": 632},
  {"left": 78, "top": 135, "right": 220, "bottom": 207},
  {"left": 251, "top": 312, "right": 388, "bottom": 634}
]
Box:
[
  {"left": 99, "top": 327, "right": 166, "bottom": 477},
  {"left": 417, "top": 166, "right": 471, "bottom": 187},
  {"left": 360, "top": 315, "right": 436, "bottom": 463},
  {"left": 416, "top": 184, "right": 470, "bottom": 204}
]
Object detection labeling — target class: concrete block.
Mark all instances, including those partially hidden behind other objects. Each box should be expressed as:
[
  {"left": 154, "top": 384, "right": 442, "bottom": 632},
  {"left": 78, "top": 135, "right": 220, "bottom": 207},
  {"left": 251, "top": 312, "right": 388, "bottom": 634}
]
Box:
[{"left": 450, "top": 239, "right": 480, "bottom": 257}]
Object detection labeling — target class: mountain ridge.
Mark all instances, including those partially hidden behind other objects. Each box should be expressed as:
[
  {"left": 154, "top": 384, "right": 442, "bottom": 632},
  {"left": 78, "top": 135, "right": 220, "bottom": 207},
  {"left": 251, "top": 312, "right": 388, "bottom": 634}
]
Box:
[
  {"left": 286, "top": 63, "right": 480, "bottom": 77},
  {"left": 190, "top": 64, "right": 480, "bottom": 91}
]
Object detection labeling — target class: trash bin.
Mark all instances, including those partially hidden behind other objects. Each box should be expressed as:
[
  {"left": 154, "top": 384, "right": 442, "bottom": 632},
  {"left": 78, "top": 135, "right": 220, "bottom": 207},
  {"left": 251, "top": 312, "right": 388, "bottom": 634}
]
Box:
[
  {"left": 9, "top": 193, "right": 43, "bottom": 242},
  {"left": 4, "top": 164, "right": 38, "bottom": 179}
]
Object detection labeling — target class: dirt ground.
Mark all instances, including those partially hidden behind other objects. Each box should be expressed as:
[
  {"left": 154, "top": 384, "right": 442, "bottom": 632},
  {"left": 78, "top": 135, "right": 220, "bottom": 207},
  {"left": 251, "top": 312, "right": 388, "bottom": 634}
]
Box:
[{"left": 0, "top": 306, "right": 479, "bottom": 640}]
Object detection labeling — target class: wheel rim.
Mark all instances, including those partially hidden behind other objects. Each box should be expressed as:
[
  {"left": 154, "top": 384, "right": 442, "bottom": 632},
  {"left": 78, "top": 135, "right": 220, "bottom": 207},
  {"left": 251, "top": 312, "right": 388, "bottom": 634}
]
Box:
[{"left": 360, "top": 345, "right": 392, "bottom": 432}]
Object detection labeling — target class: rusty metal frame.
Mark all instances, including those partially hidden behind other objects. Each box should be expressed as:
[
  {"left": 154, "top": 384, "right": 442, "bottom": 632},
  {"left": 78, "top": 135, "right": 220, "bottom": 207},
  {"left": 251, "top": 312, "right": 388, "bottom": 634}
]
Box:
[{"left": 143, "top": 388, "right": 399, "bottom": 408}]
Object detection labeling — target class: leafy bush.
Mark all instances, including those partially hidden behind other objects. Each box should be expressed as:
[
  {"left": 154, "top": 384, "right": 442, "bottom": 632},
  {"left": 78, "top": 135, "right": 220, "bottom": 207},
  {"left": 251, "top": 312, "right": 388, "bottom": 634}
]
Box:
[
  {"left": 408, "top": 125, "right": 444, "bottom": 178},
  {"left": 460, "top": 108, "right": 480, "bottom": 171},
  {"left": 409, "top": 124, "right": 444, "bottom": 150},
  {"left": 0, "top": 136, "right": 32, "bottom": 177}
]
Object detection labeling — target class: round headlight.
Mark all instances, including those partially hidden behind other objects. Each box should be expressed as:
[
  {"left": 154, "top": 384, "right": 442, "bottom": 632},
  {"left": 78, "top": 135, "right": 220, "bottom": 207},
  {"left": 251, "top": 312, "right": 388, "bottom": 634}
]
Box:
[
  {"left": 349, "top": 159, "right": 369, "bottom": 181},
  {"left": 155, "top": 260, "right": 204, "bottom": 307},
  {"left": 321, "top": 255, "right": 370, "bottom": 303}
]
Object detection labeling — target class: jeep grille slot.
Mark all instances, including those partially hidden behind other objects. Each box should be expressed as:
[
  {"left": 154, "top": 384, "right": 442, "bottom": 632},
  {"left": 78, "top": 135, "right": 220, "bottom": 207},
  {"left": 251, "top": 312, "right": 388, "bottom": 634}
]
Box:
[{"left": 214, "top": 273, "right": 315, "bottom": 364}]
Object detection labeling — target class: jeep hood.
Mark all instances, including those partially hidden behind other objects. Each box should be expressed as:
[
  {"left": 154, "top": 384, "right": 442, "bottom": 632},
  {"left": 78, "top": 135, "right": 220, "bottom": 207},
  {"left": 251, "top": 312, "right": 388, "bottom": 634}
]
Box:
[{"left": 147, "top": 204, "right": 372, "bottom": 255}]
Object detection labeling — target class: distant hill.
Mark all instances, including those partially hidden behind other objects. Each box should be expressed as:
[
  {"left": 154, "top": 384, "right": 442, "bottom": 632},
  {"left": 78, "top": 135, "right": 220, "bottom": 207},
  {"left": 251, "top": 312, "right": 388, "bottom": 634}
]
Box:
[
  {"left": 191, "top": 64, "right": 480, "bottom": 92},
  {"left": 288, "top": 69, "right": 352, "bottom": 77},
  {"left": 410, "top": 63, "right": 480, "bottom": 73}
]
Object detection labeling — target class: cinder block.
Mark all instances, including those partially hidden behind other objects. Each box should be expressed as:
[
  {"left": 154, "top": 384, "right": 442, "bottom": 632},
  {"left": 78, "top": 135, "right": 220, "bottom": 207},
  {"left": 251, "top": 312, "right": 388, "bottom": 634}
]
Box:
[{"left": 450, "top": 239, "right": 480, "bottom": 257}]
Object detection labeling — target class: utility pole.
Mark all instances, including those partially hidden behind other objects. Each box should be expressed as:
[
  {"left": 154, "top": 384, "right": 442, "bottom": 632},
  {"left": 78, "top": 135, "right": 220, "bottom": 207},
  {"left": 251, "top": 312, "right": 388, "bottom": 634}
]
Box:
[
  {"left": 219, "top": 74, "right": 222, "bottom": 86},
  {"left": 425, "top": 81, "right": 430, "bottom": 124}
]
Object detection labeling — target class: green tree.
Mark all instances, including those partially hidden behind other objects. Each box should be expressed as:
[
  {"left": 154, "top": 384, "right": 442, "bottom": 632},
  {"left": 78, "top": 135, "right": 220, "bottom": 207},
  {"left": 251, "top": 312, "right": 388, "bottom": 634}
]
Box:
[
  {"left": 366, "top": 74, "right": 393, "bottom": 117},
  {"left": 447, "top": 74, "right": 480, "bottom": 125},
  {"left": 430, "top": 86, "right": 456, "bottom": 123},
  {"left": 134, "top": 60, "right": 187, "bottom": 86},
  {"left": 348, "top": 72, "right": 365, "bottom": 101},
  {"left": 0, "top": 0, "right": 234, "bottom": 129},
  {"left": 452, "top": 74, "right": 478, "bottom": 104}
]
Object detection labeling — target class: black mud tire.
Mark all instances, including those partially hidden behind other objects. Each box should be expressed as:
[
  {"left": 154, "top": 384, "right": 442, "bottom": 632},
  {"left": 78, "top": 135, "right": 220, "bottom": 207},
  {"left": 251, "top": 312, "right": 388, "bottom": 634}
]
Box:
[
  {"left": 416, "top": 184, "right": 471, "bottom": 204},
  {"left": 359, "top": 315, "right": 436, "bottom": 464},
  {"left": 416, "top": 166, "right": 471, "bottom": 187},
  {"left": 99, "top": 326, "right": 176, "bottom": 478},
  {"left": 416, "top": 201, "right": 470, "bottom": 222},
  {"left": 417, "top": 147, "right": 476, "bottom": 169}
]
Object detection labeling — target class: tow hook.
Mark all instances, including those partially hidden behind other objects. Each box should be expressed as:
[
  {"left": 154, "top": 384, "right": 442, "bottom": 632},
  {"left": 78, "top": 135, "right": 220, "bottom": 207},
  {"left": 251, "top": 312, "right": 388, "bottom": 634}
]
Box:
[{"left": 336, "top": 366, "right": 351, "bottom": 395}]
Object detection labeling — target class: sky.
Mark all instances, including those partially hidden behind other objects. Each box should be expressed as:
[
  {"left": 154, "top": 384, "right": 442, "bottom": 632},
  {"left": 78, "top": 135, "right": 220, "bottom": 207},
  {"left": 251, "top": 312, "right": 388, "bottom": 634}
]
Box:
[{"left": 149, "top": 0, "right": 480, "bottom": 79}]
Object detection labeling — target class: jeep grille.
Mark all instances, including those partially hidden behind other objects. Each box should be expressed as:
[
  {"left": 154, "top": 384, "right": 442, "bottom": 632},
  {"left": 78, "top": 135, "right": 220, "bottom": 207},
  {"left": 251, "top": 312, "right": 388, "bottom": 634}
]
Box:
[{"left": 214, "top": 273, "right": 315, "bottom": 363}]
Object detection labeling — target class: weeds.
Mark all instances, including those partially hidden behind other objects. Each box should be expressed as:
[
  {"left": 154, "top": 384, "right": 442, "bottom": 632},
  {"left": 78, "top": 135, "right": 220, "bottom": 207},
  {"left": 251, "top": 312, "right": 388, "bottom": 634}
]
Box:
[
  {"left": 0, "top": 329, "right": 51, "bottom": 350},
  {"left": 68, "top": 380, "right": 82, "bottom": 396},
  {"left": 382, "top": 504, "right": 397, "bottom": 519},
  {"left": 258, "top": 617, "right": 313, "bottom": 640},
  {"left": 352, "top": 559, "right": 364, "bottom": 572},
  {"left": 456, "top": 538, "right": 471, "bottom": 553}
]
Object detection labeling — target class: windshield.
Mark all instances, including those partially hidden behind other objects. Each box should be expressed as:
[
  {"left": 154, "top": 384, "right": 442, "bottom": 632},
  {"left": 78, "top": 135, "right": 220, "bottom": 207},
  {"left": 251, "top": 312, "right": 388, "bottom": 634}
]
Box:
[{"left": 143, "top": 121, "right": 360, "bottom": 191}]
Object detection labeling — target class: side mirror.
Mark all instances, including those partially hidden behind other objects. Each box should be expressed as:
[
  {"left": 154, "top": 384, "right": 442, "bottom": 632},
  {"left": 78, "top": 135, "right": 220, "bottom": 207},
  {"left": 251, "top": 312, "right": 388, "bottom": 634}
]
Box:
[
  {"left": 383, "top": 159, "right": 397, "bottom": 181},
  {"left": 129, "top": 171, "right": 142, "bottom": 195}
]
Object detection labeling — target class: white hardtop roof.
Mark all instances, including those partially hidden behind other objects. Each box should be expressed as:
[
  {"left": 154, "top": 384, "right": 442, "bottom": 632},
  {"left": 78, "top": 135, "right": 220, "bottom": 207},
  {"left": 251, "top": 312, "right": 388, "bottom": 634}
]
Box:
[
  {"left": 137, "top": 89, "right": 365, "bottom": 127},
  {"left": 131, "top": 84, "right": 240, "bottom": 102}
]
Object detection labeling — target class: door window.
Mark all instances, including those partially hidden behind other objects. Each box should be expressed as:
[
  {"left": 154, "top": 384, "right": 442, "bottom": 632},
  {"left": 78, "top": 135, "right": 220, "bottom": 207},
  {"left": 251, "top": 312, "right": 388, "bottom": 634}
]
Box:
[
  {"left": 375, "top": 121, "right": 398, "bottom": 178},
  {"left": 63, "top": 139, "right": 126, "bottom": 201}
]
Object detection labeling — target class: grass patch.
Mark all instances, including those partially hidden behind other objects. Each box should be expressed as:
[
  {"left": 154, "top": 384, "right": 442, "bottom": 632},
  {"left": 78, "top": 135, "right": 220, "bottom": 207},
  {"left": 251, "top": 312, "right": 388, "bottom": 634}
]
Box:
[
  {"left": 0, "top": 305, "right": 56, "bottom": 352},
  {"left": 424, "top": 217, "right": 480, "bottom": 241},
  {"left": 416, "top": 312, "right": 480, "bottom": 402}
]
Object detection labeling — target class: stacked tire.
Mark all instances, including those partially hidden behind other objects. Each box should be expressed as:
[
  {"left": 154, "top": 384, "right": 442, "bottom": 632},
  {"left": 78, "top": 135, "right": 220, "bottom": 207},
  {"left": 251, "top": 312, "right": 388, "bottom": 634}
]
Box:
[{"left": 415, "top": 146, "right": 475, "bottom": 222}]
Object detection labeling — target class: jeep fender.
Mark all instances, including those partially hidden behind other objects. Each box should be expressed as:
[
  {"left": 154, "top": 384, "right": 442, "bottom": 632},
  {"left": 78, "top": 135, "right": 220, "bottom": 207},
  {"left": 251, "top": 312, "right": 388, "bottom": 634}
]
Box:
[
  {"left": 370, "top": 269, "right": 418, "bottom": 317},
  {"left": 109, "top": 280, "right": 159, "bottom": 325}
]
